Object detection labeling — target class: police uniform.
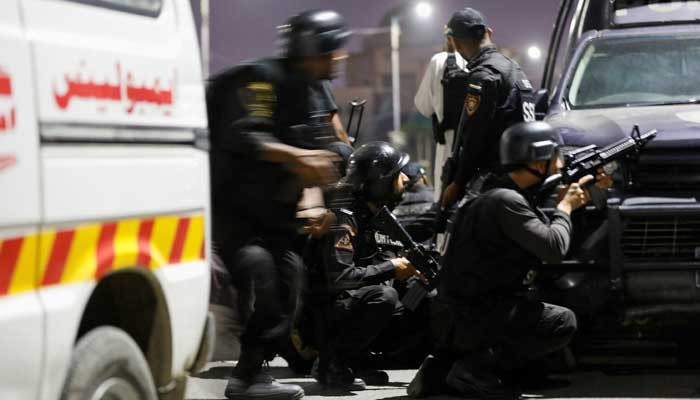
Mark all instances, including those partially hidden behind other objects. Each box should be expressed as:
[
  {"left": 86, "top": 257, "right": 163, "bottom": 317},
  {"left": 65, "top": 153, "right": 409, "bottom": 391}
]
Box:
[
  {"left": 308, "top": 201, "right": 431, "bottom": 372},
  {"left": 208, "top": 56, "right": 338, "bottom": 378},
  {"left": 431, "top": 123, "right": 579, "bottom": 398},
  {"left": 453, "top": 45, "right": 536, "bottom": 191}
]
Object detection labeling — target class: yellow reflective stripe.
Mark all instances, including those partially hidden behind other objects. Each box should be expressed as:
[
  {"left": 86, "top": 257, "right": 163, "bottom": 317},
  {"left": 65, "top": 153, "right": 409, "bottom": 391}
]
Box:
[
  {"left": 113, "top": 218, "right": 140, "bottom": 270},
  {"left": 182, "top": 215, "right": 204, "bottom": 262},
  {"left": 149, "top": 216, "right": 178, "bottom": 268},
  {"left": 8, "top": 234, "right": 37, "bottom": 295},
  {"left": 62, "top": 223, "right": 100, "bottom": 284}
]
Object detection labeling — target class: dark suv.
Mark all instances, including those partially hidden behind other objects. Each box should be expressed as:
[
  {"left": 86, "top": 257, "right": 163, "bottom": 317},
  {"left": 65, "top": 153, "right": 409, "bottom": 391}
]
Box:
[{"left": 537, "top": 0, "right": 700, "bottom": 364}]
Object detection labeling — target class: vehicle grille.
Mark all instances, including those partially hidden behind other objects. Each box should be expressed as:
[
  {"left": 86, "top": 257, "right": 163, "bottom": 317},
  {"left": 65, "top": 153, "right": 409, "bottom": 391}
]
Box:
[
  {"left": 635, "top": 149, "right": 700, "bottom": 196},
  {"left": 622, "top": 216, "right": 700, "bottom": 261}
]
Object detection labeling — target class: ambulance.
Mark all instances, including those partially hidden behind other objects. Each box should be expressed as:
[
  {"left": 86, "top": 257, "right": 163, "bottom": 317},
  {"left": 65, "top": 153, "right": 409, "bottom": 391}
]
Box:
[{"left": 0, "top": 0, "right": 212, "bottom": 398}]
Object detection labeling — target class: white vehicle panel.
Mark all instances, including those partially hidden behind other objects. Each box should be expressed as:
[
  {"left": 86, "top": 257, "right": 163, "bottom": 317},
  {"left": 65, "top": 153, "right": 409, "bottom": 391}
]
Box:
[
  {"left": 0, "top": 3, "right": 43, "bottom": 400},
  {"left": 41, "top": 145, "right": 209, "bottom": 224},
  {"left": 22, "top": 0, "right": 206, "bottom": 128},
  {"left": 155, "top": 261, "right": 210, "bottom": 373},
  {"left": 0, "top": 0, "right": 41, "bottom": 227},
  {"left": 38, "top": 282, "right": 95, "bottom": 400},
  {"left": 0, "top": 291, "right": 44, "bottom": 400}
]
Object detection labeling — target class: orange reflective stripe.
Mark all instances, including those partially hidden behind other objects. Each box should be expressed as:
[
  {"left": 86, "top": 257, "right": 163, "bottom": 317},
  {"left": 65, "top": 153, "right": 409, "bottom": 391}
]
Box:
[
  {"left": 0, "top": 238, "right": 23, "bottom": 295},
  {"left": 0, "top": 213, "right": 206, "bottom": 297},
  {"left": 42, "top": 230, "right": 74, "bottom": 286},
  {"left": 95, "top": 223, "right": 117, "bottom": 279},
  {"left": 169, "top": 217, "right": 190, "bottom": 263}
]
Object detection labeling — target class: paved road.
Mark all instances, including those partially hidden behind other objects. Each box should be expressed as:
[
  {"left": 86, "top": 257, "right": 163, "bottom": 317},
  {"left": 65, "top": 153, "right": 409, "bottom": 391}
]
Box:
[{"left": 186, "top": 357, "right": 700, "bottom": 400}]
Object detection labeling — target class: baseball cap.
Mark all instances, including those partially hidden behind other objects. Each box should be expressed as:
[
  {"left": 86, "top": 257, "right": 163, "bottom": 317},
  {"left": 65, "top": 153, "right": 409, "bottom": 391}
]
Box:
[{"left": 446, "top": 8, "right": 487, "bottom": 39}]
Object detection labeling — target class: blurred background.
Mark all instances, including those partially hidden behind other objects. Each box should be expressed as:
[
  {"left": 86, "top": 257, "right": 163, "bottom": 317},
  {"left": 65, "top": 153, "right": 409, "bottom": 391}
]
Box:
[{"left": 190, "top": 0, "right": 560, "bottom": 178}]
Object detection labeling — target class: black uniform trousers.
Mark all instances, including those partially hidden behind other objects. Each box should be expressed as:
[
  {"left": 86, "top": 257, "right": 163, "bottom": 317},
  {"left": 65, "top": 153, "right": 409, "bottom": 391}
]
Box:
[
  {"left": 433, "top": 297, "right": 576, "bottom": 372},
  {"left": 215, "top": 219, "right": 305, "bottom": 378},
  {"left": 327, "top": 285, "right": 400, "bottom": 365}
]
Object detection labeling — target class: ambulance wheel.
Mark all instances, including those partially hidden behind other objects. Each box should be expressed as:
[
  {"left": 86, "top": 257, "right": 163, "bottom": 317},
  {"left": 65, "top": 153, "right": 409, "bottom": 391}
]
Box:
[{"left": 60, "top": 326, "right": 158, "bottom": 400}]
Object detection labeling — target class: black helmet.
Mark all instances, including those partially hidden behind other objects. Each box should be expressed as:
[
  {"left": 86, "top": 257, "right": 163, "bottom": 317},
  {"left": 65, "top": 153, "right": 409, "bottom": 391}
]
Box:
[
  {"left": 500, "top": 121, "right": 563, "bottom": 170},
  {"left": 280, "top": 10, "right": 351, "bottom": 58},
  {"left": 343, "top": 141, "right": 410, "bottom": 204}
]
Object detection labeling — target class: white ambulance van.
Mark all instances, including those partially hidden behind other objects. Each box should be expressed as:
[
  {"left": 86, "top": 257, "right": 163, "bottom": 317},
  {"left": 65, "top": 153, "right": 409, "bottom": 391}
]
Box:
[{"left": 0, "top": 0, "right": 212, "bottom": 399}]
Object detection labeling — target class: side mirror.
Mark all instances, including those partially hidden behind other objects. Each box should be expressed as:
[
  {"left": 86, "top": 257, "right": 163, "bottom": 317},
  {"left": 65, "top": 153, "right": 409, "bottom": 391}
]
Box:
[{"left": 534, "top": 89, "right": 549, "bottom": 120}]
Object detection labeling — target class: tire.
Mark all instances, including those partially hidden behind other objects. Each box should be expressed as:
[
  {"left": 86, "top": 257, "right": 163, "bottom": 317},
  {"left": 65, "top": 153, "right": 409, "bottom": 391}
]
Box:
[{"left": 60, "top": 326, "right": 158, "bottom": 400}]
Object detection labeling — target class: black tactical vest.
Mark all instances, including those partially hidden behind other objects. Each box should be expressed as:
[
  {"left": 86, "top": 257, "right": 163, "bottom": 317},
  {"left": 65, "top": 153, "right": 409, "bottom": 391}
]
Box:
[{"left": 436, "top": 53, "right": 470, "bottom": 145}]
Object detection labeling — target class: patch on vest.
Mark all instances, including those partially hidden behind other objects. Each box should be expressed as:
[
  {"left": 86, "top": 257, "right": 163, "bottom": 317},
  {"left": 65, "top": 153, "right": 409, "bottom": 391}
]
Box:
[
  {"left": 374, "top": 232, "right": 403, "bottom": 248},
  {"left": 335, "top": 233, "right": 354, "bottom": 252},
  {"left": 465, "top": 93, "right": 481, "bottom": 117}
]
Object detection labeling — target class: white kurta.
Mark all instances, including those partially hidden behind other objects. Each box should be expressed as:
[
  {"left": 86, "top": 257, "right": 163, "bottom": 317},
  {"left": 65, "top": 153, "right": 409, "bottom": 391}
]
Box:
[{"left": 414, "top": 51, "right": 468, "bottom": 200}]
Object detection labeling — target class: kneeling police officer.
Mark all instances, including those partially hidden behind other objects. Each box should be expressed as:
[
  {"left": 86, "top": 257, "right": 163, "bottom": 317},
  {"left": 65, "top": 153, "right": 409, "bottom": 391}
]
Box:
[
  {"left": 308, "top": 142, "right": 428, "bottom": 389},
  {"left": 409, "top": 122, "right": 611, "bottom": 398}
]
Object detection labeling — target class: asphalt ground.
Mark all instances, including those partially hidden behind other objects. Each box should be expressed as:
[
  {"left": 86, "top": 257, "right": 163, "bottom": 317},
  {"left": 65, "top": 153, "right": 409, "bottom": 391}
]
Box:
[{"left": 186, "top": 357, "right": 700, "bottom": 400}]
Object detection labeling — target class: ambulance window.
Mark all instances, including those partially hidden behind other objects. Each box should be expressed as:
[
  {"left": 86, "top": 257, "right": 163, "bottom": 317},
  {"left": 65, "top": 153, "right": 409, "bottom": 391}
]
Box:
[{"left": 67, "top": 0, "right": 163, "bottom": 17}]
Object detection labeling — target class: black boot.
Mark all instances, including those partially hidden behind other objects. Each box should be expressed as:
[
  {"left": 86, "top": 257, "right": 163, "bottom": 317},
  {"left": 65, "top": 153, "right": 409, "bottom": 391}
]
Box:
[
  {"left": 407, "top": 355, "right": 452, "bottom": 398},
  {"left": 312, "top": 358, "right": 366, "bottom": 391},
  {"left": 445, "top": 349, "right": 520, "bottom": 400}
]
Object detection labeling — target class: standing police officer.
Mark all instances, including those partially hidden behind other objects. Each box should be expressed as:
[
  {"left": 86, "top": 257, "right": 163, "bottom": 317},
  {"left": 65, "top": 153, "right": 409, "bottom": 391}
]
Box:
[
  {"left": 409, "top": 122, "right": 611, "bottom": 398},
  {"left": 308, "top": 142, "right": 427, "bottom": 389},
  {"left": 440, "top": 7, "right": 537, "bottom": 209},
  {"left": 206, "top": 10, "right": 350, "bottom": 400}
]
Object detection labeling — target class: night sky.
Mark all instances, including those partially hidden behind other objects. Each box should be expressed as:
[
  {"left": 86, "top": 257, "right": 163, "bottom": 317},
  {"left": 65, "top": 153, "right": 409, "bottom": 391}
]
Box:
[{"left": 197, "top": 0, "right": 562, "bottom": 80}]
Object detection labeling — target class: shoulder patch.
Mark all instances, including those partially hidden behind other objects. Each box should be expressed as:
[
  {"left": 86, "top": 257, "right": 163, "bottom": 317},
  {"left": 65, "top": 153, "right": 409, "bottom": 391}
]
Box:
[
  {"left": 515, "top": 79, "right": 533, "bottom": 91},
  {"left": 239, "top": 81, "right": 276, "bottom": 117},
  {"left": 465, "top": 93, "right": 481, "bottom": 117},
  {"left": 335, "top": 233, "right": 354, "bottom": 252}
]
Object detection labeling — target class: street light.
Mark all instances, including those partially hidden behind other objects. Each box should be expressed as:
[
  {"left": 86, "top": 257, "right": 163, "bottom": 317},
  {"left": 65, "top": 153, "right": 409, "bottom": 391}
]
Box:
[
  {"left": 390, "top": 2, "right": 434, "bottom": 137},
  {"left": 414, "top": 2, "right": 434, "bottom": 19},
  {"left": 527, "top": 45, "right": 542, "bottom": 61}
]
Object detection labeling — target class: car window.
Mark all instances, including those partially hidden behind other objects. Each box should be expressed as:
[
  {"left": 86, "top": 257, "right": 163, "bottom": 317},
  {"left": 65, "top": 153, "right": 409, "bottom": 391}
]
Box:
[
  {"left": 64, "top": 0, "right": 162, "bottom": 17},
  {"left": 567, "top": 34, "right": 700, "bottom": 108},
  {"left": 614, "top": 1, "right": 700, "bottom": 26}
]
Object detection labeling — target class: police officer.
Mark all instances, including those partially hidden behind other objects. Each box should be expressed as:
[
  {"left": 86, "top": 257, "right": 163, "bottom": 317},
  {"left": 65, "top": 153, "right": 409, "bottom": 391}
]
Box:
[
  {"left": 440, "top": 7, "right": 538, "bottom": 209},
  {"left": 409, "top": 122, "right": 611, "bottom": 398},
  {"left": 206, "top": 10, "right": 350, "bottom": 400},
  {"left": 307, "top": 142, "right": 427, "bottom": 389},
  {"left": 393, "top": 162, "right": 437, "bottom": 243}
]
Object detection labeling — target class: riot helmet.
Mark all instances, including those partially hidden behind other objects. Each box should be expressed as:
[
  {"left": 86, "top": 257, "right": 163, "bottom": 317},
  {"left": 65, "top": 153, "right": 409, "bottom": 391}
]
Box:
[
  {"left": 280, "top": 10, "right": 351, "bottom": 59},
  {"left": 500, "top": 121, "right": 563, "bottom": 178},
  {"left": 343, "top": 141, "right": 410, "bottom": 205}
]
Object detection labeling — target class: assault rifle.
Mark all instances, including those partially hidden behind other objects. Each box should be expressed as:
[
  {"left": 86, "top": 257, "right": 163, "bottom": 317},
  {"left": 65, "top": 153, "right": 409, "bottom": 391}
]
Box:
[
  {"left": 374, "top": 205, "right": 440, "bottom": 311},
  {"left": 538, "top": 125, "right": 657, "bottom": 203}
]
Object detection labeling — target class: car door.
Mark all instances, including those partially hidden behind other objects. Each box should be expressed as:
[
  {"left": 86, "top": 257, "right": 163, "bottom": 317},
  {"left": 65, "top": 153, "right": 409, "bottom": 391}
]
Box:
[{"left": 0, "top": 1, "right": 44, "bottom": 398}]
